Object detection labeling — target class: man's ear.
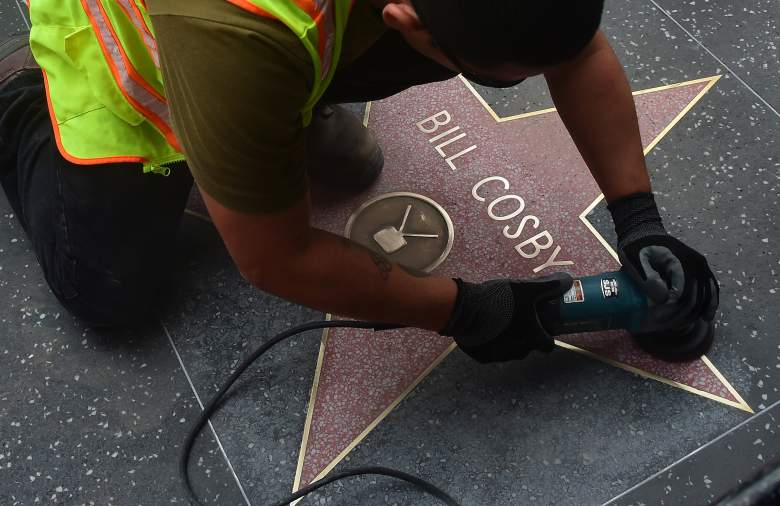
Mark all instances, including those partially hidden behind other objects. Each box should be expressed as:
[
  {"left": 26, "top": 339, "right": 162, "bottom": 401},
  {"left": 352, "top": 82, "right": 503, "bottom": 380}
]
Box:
[{"left": 382, "top": 1, "right": 425, "bottom": 33}]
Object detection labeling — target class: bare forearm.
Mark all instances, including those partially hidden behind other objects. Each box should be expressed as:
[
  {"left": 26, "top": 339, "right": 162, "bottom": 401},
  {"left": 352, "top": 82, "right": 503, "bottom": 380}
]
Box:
[
  {"left": 247, "top": 229, "right": 457, "bottom": 332},
  {"left": 545, "top": 31, "right": 651, "bottom": 202}
]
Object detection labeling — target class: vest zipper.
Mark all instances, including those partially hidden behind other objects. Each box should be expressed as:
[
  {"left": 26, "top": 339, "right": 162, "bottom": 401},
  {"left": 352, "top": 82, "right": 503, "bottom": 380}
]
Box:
[
  {"left": 145, "top": 164, "right": 171, "bottom": 176},
  {"left": 142, "top": 156, "right": 186, "bottom": 176}
]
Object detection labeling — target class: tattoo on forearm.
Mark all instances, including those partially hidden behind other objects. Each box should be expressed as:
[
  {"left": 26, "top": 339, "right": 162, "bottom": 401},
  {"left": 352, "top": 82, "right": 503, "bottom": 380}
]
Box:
[
  {"left": 369, "top": 250, "right": 393, "bottom": 280},
  {"left": 340, "top": 236, "right": 393, "bottom": 280}
]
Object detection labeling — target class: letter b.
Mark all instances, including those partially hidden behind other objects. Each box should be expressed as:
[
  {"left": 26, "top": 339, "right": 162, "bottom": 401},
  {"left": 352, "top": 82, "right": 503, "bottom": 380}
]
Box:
[
  {"left": 515, "top": 231, "right": 554, "bottom": 259},
  {"left": 417, "top": 111, "right": 452, "bottom": 133}
]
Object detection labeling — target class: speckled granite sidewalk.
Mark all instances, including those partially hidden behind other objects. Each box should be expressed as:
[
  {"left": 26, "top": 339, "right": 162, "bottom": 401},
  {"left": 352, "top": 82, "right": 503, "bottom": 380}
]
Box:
[{"left": 2, "top": 1, "right": 778, "bottom": 505}]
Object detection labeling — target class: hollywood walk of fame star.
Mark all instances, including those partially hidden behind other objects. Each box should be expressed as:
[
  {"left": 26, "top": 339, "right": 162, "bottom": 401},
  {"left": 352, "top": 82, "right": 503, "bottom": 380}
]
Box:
[{"left": 296, "top": 75, "right": 752, "bottom": 490}]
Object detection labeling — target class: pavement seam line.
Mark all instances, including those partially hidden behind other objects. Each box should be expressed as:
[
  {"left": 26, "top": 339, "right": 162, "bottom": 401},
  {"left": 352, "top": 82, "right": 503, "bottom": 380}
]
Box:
[
  {"left": 16, "top": 0, "right": 30, "bottom": 29},
  {"left": 601, "top": 397, "right": 780, "bottom": 505},
  {"left": 648, "top": 0, "right": 780, "bottom": 118},
  {"left": 161, "top": 320, "right": 253, "bottom": 506}
]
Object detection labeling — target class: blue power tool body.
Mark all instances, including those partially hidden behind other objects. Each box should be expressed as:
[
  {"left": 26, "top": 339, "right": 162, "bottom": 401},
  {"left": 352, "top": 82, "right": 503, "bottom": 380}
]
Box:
[{"left": 538, "top": 270, "right": 714, "bottom": 361}]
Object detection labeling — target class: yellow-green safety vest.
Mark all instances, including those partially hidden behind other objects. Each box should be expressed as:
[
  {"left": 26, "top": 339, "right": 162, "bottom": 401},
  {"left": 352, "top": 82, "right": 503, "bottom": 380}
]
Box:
[{"left": 27, "top": 0, "right": 353, "bottom": 174}]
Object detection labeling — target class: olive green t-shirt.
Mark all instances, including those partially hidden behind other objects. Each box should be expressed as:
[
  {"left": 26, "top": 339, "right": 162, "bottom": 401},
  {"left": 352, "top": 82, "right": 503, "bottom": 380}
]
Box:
[{"left": 146, "top": 0, "right": 386, "bottom": 213}]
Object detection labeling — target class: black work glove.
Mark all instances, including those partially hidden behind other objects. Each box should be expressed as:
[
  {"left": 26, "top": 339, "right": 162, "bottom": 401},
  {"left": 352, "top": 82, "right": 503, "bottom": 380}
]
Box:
[
  {"left": 439, "top": 273, "right": 573, "bottom": 363},
  {"left": 608, "top": 192, "right": 719, "bottom": 328}
]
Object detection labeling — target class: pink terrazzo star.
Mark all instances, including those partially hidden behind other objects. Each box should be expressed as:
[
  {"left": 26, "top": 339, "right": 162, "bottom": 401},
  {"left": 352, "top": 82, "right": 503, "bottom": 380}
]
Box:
[{"left": 295, "top": 75, "right": 750, "bottom": 488}]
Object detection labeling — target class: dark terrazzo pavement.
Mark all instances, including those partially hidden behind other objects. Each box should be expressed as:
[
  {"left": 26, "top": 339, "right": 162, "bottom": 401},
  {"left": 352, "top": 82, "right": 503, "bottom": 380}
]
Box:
[
  {"left": 651, "top": 0, "right": 779, "bottom": 110},
  {"left": 1, "top": 0, "right": 778, "bottom": 505}
]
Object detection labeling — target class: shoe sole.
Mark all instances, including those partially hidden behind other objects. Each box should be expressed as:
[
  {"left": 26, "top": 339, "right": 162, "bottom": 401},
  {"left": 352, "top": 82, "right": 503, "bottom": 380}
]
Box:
[{"left": 355, "top": 143, "right": 384, "bottom": 188}]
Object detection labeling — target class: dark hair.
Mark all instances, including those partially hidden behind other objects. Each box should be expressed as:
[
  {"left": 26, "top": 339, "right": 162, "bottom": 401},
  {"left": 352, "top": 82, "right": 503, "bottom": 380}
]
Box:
[{"left": 410, "top": 0, "right": 605, "bottom": 68}]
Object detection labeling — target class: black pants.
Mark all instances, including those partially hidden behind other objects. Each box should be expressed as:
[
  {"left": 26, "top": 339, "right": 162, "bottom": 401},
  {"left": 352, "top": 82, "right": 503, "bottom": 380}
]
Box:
[{"left": 0, "top": 31, "right": 455, "bottom": 327}]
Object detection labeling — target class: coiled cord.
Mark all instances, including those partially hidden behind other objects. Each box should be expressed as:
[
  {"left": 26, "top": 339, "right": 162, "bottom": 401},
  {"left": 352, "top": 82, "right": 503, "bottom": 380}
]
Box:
[{"left": 180, "top": 320, "right": 462, "bottom": 506}]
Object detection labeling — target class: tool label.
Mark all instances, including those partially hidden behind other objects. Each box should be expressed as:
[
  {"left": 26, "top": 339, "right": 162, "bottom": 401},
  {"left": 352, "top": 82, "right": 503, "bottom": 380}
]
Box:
[
  {"left": 601, "top": 278, "right": 619, "bottom": 299},
  {"left": 563, "top": 280, "right": 585, "bottom": 304}
]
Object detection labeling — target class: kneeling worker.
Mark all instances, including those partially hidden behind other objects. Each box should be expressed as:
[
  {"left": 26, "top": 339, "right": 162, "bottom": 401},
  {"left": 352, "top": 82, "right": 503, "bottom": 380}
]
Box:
[{"left": 0, "top": 0, "right": 717, "bottom": 361}]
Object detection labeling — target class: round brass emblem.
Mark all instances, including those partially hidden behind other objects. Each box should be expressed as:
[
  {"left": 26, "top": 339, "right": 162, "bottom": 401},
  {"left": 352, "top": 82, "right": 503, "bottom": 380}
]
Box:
[{"left": 345, "top": 192, "right": 454, "bottom": 273}]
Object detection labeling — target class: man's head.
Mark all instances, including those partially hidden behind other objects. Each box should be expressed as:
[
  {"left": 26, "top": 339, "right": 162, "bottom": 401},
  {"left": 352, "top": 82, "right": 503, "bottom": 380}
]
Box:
[{"left": 378, "top": 0, "right": 605, "bottom": 86}]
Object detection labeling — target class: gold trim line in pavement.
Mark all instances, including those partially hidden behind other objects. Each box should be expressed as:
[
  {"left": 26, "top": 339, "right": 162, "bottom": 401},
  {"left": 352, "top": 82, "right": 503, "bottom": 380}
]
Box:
[
  {"left": 292, "top": 315, "right": 332, "bottom": 494},
  {"left": 555, "top": 340, "right": 753, "bottom": 413}
]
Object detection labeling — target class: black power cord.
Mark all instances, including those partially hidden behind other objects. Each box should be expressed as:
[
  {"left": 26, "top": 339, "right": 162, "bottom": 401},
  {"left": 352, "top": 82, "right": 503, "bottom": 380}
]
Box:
[{"left": 180, "top": 320, "right": 462, "bottom": 506}]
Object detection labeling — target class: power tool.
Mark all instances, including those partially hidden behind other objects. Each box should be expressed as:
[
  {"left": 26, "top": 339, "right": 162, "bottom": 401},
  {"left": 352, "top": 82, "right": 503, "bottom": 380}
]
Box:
[{"left": 537, "top": 269, "right": 714, "bottom": 361}]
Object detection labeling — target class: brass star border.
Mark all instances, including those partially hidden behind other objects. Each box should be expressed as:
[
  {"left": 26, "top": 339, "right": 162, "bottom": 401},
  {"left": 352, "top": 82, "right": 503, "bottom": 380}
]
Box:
[
  {"left": 291, "top": 74, "right": 752, "bottom": 493},
  {"left": 180, "top": 75, "right": 753, "bottom": 493}
]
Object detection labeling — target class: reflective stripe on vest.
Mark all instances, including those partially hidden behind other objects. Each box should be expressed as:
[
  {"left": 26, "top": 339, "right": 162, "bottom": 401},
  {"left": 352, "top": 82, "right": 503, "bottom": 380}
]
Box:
[
  {"left": 228, "top": 0, "right": 352, "bottom": 125},
  {"left": 229, "top": 0, "right": 336, "bottom": 79},
  {"left": 27, "top": 0, "right": 351, "bottom": 170},
  {"left": 116, "top": 0, "right": 160, "bottom": 68},
  {"left": 81, "top": 0, "right": 180, "bottom": 152},
  {"left": 285, "top": 0, "right": 336, "bottom": 79},
  {"left": 316, "top": 0, "right": 337, "bottom": 78}
]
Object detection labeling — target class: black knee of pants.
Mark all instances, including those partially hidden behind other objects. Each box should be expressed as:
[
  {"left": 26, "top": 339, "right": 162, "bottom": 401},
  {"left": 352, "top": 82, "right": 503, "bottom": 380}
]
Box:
[
  {"left": 55, "top": 266, "right": 160, "bottom": 329},
  {"left": 1, "top": 71, "right": 194, "bottom": 328}
]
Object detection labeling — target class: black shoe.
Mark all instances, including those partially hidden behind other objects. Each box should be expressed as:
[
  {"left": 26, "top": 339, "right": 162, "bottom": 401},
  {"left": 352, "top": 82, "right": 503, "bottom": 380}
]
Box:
[
  {"left": 305, "top": 104, "right": 384, "bottom": 192},
  {"left": 0, "top": 33, "right": 39, "bottom": 92}
]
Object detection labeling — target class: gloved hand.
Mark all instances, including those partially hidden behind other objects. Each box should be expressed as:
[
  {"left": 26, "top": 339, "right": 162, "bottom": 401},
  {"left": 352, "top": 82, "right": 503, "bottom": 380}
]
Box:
[
  {"left": 608, "top": 192, "right": 719, "bottom": 328},
  {"left": 439, "top": 273, "right": 573, "bottom": 363}
]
